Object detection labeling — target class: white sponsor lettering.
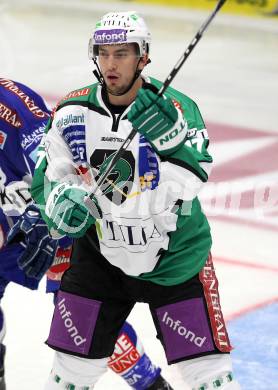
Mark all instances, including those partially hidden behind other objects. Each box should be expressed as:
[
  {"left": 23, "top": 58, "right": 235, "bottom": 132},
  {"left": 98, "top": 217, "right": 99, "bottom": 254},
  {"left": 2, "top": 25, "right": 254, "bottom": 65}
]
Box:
[
  {"left": 159, "top": 124, "right": 184, "bottom": 146},
  {"left": 162, "top": 311, "right": 206, "bottom": 347},
  {"left": 201, "top": 260, "right": 231, "bottom": 350},
  {"left": 108, "top": 334, "right": 140, "bottom": 374},
  {"left": 56, "top": 113, "right": 85, "bottom": 131},
  {"left": 155, "top": 118, "right": 187, "bottom": 152},
  {"left": 21, "top": 125, "right": 45, "bottom": 150},
  {"left": 58, "top": 298, "right": 86, "bottom": 347},
  {"left": 126, "top": 374, "right": 143, "bottom": 386},
  {"left": 94, "top": 31, "right": 126, "bottom": 44}
]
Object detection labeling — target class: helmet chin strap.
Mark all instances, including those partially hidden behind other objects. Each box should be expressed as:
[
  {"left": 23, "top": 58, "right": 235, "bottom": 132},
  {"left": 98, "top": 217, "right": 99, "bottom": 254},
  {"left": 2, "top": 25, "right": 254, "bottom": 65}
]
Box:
[
  {"left": 92, "top": 57, "right": 143, "bottom": 97},
  {"left": 92, "top": 58, "right": 104, "bottom": 84}
]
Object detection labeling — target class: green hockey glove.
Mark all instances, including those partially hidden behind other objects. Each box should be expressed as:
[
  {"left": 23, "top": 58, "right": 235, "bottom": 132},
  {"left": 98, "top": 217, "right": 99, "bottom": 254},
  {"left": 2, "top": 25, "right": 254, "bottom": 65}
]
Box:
[
  {"left": 45, "top": 183, "right": 101, "bottom": 238},
  {"left": 128, "top": 88, "right": 187, "bottom": 156}
]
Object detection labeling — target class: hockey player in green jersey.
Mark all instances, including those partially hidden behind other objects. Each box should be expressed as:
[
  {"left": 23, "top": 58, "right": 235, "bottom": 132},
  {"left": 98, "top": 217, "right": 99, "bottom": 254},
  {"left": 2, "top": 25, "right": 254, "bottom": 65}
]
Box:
[{"left": 31, "top": 11, "right": 241, "bottom": 390}]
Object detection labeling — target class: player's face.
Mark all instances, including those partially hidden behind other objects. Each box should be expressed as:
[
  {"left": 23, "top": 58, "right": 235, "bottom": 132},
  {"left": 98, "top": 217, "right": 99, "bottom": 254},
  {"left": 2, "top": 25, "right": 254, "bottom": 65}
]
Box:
[{"left": 98, "top": 44, "right": 142, "bottom": 96}]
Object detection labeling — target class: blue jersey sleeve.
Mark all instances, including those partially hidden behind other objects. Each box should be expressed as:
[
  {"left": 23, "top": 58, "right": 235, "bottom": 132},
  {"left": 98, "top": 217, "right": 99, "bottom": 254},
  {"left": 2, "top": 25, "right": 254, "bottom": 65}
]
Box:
[
  {"left": 0, "top": 79, "right": 73, "bottom": 292},
  {"left": 0, "top": 78, "right": 50, "bottom": 218}
]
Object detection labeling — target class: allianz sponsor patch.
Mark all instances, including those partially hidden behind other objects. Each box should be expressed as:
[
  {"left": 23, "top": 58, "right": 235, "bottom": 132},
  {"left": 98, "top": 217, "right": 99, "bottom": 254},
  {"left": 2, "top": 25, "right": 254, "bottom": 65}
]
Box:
[
  {"left": 94, "top": 29, "right": 127, "bottom": 44},
  {"left": 0, "top": 131, "right": 7, "bottom": 149},
  {"left": 56, "top": 113, "right": 85, "bottom": 131}
]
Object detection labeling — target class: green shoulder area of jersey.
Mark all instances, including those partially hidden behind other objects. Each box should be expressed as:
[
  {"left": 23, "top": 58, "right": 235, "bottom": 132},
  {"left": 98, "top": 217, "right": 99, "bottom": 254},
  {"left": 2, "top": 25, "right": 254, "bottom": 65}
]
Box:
[
  {"left": 52, "top": 83, "right": 100, "bottom": 114},
  {"left": 149, "top": 77, "right": 206, "bottom": 131},
  {"left": 149, "top": 77, "right": 212, "bottom": 183},
  {"left": 55, "top": 82, "right": 100, "bottom": 110},
  {"left": 30, "top": 118, "right": 59, "bottom": 224},
  {"left": 31, "top": 82, "right": 103, "bottom": 227}
]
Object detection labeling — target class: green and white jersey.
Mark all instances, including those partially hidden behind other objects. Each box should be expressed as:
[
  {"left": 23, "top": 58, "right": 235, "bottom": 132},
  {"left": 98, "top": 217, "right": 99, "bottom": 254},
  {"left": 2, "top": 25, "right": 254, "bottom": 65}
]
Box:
[{"left": 31, "top": 76, "right": 213, "bottom": 286}]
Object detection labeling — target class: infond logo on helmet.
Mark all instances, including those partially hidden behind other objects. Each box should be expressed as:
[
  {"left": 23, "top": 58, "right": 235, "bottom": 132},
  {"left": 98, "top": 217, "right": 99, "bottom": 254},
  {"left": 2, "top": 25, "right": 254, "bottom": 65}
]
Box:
[
  {"left": 94, "top": 29, "right": 127, "bottom": 44},
  {"left": 58, "top": 298, "right": 87, "bottom": 347}
]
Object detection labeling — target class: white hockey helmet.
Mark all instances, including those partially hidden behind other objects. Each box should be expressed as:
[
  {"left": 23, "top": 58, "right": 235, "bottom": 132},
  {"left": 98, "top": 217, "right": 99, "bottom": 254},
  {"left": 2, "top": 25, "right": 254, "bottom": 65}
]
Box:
[{"left": 88, "top": 11, "right": 151, "bottom": 59}]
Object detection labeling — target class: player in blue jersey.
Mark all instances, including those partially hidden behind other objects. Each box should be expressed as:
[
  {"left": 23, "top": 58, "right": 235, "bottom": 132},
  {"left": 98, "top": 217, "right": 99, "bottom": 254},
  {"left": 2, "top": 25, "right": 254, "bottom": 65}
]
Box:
[
  {"left": 0, "top": 77, "right": 60, "bottom": 390},
  {"left": 0, "top": 77, "right": 173, "bottom": 390}
]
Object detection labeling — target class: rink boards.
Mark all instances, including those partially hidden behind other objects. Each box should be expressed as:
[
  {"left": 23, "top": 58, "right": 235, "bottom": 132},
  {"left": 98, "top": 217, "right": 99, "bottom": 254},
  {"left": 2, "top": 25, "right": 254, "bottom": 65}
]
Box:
[{"left": 133, "top": 0, "right": 278, "bottom": 16}]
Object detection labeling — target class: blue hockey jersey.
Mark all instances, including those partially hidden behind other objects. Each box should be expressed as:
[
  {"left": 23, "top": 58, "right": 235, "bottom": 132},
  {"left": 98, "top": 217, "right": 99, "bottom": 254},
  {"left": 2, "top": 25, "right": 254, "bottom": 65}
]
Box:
[
  {"left": 0, "top": 78, "right": 49, "bottom": 220},
  {"left": 0, "top": 78, "right": 70, "bottom": 290}
]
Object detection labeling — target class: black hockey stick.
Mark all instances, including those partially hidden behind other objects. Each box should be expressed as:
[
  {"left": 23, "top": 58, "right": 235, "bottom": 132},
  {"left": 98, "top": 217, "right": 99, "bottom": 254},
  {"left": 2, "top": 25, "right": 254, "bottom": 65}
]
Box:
[{"left": 84, "top": 0, "right": 226, "bottom": 213}]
